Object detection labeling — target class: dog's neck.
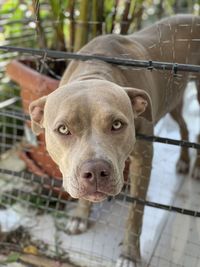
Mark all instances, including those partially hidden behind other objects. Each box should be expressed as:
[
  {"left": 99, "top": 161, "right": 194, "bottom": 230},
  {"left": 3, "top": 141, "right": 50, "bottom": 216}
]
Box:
[
  {"left": 67, "top": 59, "right": 132, "bottom": 87},
  {"left": 67, "top": 60, "right": 115, "bottom": 83}
]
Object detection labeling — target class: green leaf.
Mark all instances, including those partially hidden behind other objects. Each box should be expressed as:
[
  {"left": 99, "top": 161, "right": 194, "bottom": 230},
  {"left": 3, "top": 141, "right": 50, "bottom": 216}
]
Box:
[{"left": 6, "top": 252, "right": 21, "bottom": 263}]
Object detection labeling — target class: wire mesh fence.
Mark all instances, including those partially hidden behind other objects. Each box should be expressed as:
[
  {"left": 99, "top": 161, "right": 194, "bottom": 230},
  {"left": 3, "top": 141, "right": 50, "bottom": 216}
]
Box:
[{"left": 0, "top": 1, "right": 200, "bottom": 267}]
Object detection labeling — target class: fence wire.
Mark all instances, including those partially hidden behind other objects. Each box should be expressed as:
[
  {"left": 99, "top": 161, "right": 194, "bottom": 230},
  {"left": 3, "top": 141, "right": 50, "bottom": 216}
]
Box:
[
  {"left": 0, "top": 44, "right": 200, "bottom": 218},
  {"left": 0, "top": 109, "right": 200, "bottom": 150},
  {"left": 1, "top": 4, "right": 200, "bottom": 267},
  {"left": 1, "top": 168, "right": 200, "bottom": 218},
  {"left": 0, "top": 45, "right": 200, "bottom": 74}
]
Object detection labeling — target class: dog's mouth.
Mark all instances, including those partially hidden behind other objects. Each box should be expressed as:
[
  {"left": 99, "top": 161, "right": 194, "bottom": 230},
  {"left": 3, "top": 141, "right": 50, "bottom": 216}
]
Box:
[
  {"left": 82, "top": 191, "right": 108, "bottom": 202},
  {"left": 62, "top": 171, "right": 123, "bottom": 202}
]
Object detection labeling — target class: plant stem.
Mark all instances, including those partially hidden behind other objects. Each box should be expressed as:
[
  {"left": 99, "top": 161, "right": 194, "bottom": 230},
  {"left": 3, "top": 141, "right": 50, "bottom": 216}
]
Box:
[
  {"left": 157, "top": 0, "right": 164, "bottom": 19},
  {"left": 92, "top": 0, "right": 98, "bottom": 37},
  {"left": 49, "top": 0, "right": 66, "bottom": 51},
  {"left": 127, "top": 0, "right": 144, "bottom": 32},
  {"left": 32, "top": 0, "right": 47, "bottom": 49},
  {"left": 120, "top": 0, "right": 131, "bottom": 34},
  {"left": 92, "top": 0, "right": 104, "bottom": 37},
  {"left": 74, "top": 0, "right": 89, "bottom": 51},
  {"left": 110, "top": 0, "right": 119, "bottom": 33},
  {"left": 68, "top": 0, "right": 75, "bottom": 51}
]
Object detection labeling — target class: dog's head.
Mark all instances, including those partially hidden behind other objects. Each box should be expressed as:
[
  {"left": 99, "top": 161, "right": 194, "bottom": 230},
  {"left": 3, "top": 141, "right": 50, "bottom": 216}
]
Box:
[{"left": 29, "top": 80, "right": 152, "bottom": 202}]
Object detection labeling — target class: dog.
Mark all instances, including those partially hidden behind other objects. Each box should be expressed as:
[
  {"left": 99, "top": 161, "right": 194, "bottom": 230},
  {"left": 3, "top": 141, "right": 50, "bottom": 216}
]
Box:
[{"left": 29, "top": 15, "right": 200, "bottom": 266}]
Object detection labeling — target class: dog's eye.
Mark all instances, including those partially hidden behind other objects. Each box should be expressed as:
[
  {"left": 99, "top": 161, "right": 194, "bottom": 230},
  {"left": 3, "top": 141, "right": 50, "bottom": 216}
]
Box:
[
  {"left": 57, "top": 125, "right": 70, "bottom": 135},
  {"left": 111, "top": 120, "right": 123, "bottom": 131}
]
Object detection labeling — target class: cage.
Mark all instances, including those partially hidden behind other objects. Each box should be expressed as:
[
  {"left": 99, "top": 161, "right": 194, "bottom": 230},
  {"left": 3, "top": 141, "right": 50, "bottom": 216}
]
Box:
[{"left": 0, "top": 1, "right": 200, "bottom": 267}]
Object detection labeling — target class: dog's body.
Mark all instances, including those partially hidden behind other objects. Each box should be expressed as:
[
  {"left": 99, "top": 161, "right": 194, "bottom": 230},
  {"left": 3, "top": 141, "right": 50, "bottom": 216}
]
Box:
[{"left": 30, "top": 15, "right": 200, "bottom": 266}]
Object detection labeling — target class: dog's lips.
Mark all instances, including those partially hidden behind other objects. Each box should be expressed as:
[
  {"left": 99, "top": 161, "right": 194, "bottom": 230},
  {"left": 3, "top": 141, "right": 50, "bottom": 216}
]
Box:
[{"left": 83, "top": 191, "right": 108, "bottom": 202}]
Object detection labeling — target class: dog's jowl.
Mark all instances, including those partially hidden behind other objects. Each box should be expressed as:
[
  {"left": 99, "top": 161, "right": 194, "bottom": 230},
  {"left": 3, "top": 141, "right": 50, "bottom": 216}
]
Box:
[{"left": 30, "top": 15, "right": 200, "bottom": 266}]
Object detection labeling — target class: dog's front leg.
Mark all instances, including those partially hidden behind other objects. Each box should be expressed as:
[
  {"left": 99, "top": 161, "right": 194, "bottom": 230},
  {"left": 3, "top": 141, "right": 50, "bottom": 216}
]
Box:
[
  {"left": 66, "top": 199, "right": 92, "bottom": 235},
  {"left": 116, "top": 141, "right": 153, "bottom": 267}
]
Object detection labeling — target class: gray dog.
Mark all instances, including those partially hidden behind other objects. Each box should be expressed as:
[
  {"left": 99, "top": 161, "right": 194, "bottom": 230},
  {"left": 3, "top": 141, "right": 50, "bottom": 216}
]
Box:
[{"left": 30, "top": 15, "right": 200, "bottom": 266}]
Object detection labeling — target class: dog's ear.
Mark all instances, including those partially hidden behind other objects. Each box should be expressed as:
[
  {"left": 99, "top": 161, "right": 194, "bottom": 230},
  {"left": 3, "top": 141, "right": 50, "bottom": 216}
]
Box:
[
  {"left": 124, "top": 87, "right": 153, "bottom": 121},
  {"left": 29, "top": 96, "right": 47, "bottom": 135}
]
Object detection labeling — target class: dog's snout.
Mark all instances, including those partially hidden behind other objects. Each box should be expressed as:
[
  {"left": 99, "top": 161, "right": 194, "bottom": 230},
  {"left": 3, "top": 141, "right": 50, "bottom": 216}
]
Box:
[{"left": 79, "top": 159, "right": 111, "bottom": 181}]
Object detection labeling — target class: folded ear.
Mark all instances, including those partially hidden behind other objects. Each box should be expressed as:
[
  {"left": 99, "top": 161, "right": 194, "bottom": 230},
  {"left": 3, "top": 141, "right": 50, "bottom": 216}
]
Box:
[
  {"left": 124, "top": 87, "right": 153, "bottom": 121},
  {"left": 29, "top": 96, "right": 47, "bottom": 135}
]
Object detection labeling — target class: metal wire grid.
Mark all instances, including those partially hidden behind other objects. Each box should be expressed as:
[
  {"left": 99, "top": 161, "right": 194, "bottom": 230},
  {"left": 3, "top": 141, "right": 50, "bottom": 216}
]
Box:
[
  {"left": 0, "top": 58, "right": 199, "bottom": 267},
  {"left": 0, "top": 5, "right": 200, "bottom": 267}
]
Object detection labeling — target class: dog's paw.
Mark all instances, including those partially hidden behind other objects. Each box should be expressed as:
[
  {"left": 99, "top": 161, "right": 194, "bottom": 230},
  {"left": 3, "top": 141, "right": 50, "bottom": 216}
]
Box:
[
  {"left": 115, "top": 256, "right": 138, "bottom": 267},
  {"left": 65, "top": 217, "right": 88, "bottom": 235},
  {"left": 176, "top": 158, "right": 190, "bottom": 174},
  {"left": 192, "top": 165, "right": 200, "bottom": 180}
]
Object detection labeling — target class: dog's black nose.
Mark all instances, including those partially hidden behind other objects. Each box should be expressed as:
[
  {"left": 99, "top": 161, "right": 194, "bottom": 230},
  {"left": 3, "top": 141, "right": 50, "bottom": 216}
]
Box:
[{"left": 79, "top": 159, "right": 111, "bottom": 181}]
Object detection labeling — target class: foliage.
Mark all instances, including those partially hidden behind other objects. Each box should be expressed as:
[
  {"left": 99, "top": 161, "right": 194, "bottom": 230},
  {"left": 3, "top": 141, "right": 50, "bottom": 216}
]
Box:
[
  {"left": 0, "top": 0, "right": 199, "bottom": 76},
  {"left": 1, "top": 0, "right": 199, "bottom": 53}
]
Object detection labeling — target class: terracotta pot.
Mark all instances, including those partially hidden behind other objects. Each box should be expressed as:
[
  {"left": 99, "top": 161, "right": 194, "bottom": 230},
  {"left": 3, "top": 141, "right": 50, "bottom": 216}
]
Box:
[{"left": 6, "top": 60, "right": 70, "bottom": 199}]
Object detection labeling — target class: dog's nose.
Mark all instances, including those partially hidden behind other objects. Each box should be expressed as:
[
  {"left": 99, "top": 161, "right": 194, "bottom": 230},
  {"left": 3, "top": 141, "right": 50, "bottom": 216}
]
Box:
[{"left": 79, "top": 159, "right": 111, "bottom": 182}]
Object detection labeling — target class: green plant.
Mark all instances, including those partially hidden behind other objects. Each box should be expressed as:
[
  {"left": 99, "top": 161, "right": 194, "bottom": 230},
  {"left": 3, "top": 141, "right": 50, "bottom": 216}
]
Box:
[{"left": 1, "top": 0, "right": 199, "bottom": 73}]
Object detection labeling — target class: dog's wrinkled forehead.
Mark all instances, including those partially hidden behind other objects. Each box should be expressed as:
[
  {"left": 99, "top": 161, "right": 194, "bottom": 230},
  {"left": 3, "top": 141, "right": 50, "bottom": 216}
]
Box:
[{"left": 44, "top": 80, "right": 134, "bottom": 125}]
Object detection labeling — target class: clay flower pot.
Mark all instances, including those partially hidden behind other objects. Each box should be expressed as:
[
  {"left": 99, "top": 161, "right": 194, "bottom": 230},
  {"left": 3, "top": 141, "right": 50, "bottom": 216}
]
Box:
[{"left": 6, "top": 60, "right": 69, "bottom": 198}]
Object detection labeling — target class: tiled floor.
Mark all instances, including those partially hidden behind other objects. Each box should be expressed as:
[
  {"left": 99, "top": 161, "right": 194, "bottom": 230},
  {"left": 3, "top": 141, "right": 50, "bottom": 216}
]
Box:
[{"left": 147, "top": 82, "right": 200, "bottom": 267}]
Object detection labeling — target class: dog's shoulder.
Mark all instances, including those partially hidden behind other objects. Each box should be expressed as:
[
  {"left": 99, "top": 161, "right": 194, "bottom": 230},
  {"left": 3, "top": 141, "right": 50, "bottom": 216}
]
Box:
[{"left": 78, "top": 34, "right": 133, "bottom": 57}]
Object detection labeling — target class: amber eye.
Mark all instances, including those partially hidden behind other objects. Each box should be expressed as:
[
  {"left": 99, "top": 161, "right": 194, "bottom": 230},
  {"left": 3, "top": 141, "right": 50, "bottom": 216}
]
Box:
[
  {"left": 111, "top": 120, "right": 123, "bottom": 131},
  {"left": 57, "top": 124, "right": 70, "bottom": 135}
]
